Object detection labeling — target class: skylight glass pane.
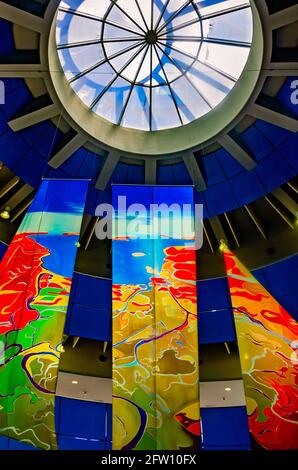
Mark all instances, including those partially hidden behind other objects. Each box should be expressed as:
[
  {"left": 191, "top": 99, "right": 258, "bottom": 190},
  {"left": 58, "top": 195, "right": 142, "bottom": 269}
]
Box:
[{"left": 57, "top": 0, "right": 253, "bottom": 131}]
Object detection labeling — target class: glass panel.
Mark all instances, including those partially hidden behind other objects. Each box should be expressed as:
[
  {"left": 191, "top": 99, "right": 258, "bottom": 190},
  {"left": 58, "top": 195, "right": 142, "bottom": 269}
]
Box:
[
  {"left": 121, "top": 85, "right": 151, "bottom": 130},
  {"left": 57, "top": 0, "right": 253, "bottom": 131}
]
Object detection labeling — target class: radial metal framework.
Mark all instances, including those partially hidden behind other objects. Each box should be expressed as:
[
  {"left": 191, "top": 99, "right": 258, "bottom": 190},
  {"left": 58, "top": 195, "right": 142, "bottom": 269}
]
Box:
[{"left": 56, "top": 0, "right": 253, "bottom": 131}]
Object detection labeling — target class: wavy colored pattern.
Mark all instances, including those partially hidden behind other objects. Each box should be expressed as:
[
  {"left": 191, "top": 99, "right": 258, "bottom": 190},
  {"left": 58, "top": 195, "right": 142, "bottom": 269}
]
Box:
[
  {"left": 0, "top": 180, "right": 87, "bottom": 449},
  {"left": 112, "top": 186, "right": 199, "bottom": 450},
  {"left": 223, "top": 248, "right": 298, "bottom": 450}
]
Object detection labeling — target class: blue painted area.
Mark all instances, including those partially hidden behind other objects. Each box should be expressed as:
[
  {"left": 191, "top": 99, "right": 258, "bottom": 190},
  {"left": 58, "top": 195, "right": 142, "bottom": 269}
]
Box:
[
  {"left": 0, "top": 241, "right": 7, "bottom": 261},
  {"left": 201, "top": 407, "right": 251, "bottom": 450},
  {"left": 0, "top": 397, "right": 112, "bottom": 450}
]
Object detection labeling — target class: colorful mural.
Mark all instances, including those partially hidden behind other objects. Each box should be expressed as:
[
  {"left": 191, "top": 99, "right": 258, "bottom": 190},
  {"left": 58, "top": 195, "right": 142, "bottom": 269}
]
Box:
[
  {"left": 112, "top": 186, "right": 199, "bottom": 450},
  {"left": 0, "top": 179, "right": 88, "bottom": 450},
  {"left": 223, "top": 246, "right": 298, "bottom": 450}
]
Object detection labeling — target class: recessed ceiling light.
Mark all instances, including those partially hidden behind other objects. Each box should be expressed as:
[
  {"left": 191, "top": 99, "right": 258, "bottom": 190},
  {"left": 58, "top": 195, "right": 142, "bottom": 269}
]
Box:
[
  {"left": 72, "top": 380, "right": 79, "bottom": 385},
  {"left": 225, "top": 387, "right": 232, "bottom": 392}
]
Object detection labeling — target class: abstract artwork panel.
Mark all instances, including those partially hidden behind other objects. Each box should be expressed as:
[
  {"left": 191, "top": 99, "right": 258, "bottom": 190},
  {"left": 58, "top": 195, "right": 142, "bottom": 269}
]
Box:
[
  {"left": 112, "top": 186, "right": 199, "bottom": 450},
  {"left": 223, "top": 247, "right": 298, "bottom": 450},
  {"left": 0, "top": 179, "right": 88, "bottom": 450}
]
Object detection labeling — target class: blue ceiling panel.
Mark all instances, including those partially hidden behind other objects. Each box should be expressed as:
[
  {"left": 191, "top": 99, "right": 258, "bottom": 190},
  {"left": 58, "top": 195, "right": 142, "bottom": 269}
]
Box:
[
  {"left": 14, "top": 149, "right": 47, "bottom": 187},
  {"left": 216, "top": 148, "right": 244, "bottom": 179},
  {"left": 172, "top": 162, "right": 193, "bottom": 185},
  {"left": 157, "top": 164, "right": 174, "bottom": 184},
  {"left": 277, "top": 133, "right": 298, "bottom": 172},
  {"left": 111, "top": 163, "right": 129, "bottom": 184},
  {"left": 230, "top": 171, "right": 266, "bottom": 206},
  {"left": 18, "top": 121, "right": 51, "bottom": 147},
  {"left": 255, "top": 120, "right": 290, "bottom": 147},
  {"left": 255, "top": 151, "right": 296, "bottom": 192},
  {"left": 1, "top": 85, "right": 32, "bottom": 120},
  {"left": 35, "top": 124, "right": 63, "bottom": 160},
  {"left": 0, "top": 18, "right": 14, "bottom": 55},
  {"left": 205, "top": 181, "right": 238, "bottom": 216},
  {"left": 201, "top": 154, "right": 226, "bottom": 186},
  {"left": 242, "top": 125, "right": 273, "bottom": 162},
  {"left": 0, "top": 128, "right": 29, "bottom": 168},
  {"left": 127, "top": 164, "right": 145, "bottom": 184}
]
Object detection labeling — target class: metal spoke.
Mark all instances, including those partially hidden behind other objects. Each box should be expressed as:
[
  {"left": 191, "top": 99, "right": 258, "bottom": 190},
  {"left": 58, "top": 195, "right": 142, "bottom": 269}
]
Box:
[
  {"left": 90, "top": 43, "right": 147, "bottom": 110},
  {"left": 149, "top": 45, "right": 153, "bottom": 131},
  {"left": 153, "top": 45, "right": 184, "bottom": 126},
  {"left": 154, "top": 0, "right": 171, "bottom": 31},
  {"left": 58, "top": 37, "right": 141, "bottom": 50},
  {"left": 158, "top": 40, "right": 237, "bottom": 82},
  {"left": 134, "top": 0, "right": 150, "bottom": 30},
  {"left": 159, "top": 36, "right": 251, "bottom": 48},
  {"left": 69, "top": 40, "right": 144, "bottom": 84},
  {"left": 118, "top": 45, "right": 150, "bottom": 125},
  {"left": 110, "top": 0, "right": 147, "bottom": 34},
  {"left": 157, "top": 0, "right": 194, "bottom": 34},
  {"left": 156, "top": 41, "right": 212, "bottom": 109},
  {"left": 59, "top": 6, "right": 144, "bottom": 37}
]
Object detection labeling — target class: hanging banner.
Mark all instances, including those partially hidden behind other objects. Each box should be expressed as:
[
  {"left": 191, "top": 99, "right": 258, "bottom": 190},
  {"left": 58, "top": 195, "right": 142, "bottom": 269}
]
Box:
[
  {"left": 0, "top": 179, "right": 88, "bottom": 450},
  {"left": 112, "top": 186, "right": 200, "bottom": 450},
  {"left": 223, "top": 246, "right": 298, "bottom": 450}
]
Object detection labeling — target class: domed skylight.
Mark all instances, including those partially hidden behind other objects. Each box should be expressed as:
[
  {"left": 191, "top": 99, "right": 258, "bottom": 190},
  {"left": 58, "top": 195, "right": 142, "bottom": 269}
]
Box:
[{"left": 56, "top": 0, "right": 253, "bottom": 131}]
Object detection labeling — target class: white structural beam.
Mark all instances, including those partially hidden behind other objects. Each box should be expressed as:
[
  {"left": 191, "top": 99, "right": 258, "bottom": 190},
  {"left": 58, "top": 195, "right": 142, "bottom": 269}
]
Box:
[
  {"left": 0, "top": 2, "right": 44, "bottom": 33},
  {"left": 272, "top": 188, "right": 298, "bottom": 217},
  {"left": 218, "top": 134, "right": 256, "bottom": 170},
  {"left": 182, "top": 152, "right": 206, "bottom": 191},
  {"left": 8, "top": 103, "right": 60, "bottom": 131},
  {"left": 249, "top": 103, "right": 298, "bottom": 133},
  {"left": 145, "top": 158, "right": 157, "bottom": 185},
  {"left": 269, "top": 5, "right": 298, "bottom": 30},
  {"left": 0, "top": 64, "right": 45, "bottom": 77},
  {"left": 95, "top": 151, "right": 120, "bottom": 191},
  {"left": 265, "top": 65, "right": 298, "bottom": 77},
  {"left": 49, "top": 133, "right": 87, "bottom": 168}
]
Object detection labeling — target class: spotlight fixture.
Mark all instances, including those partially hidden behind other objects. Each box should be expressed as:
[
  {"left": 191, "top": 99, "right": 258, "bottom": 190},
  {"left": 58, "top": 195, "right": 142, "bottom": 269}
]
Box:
[
  {"left": 0, "top": 206, "right": 11, "bottom": 220},
  {"left": 219, "top": 239, "right": 228, "bottom": 252},
  {"left": 225, "top": 387, "right": 232, "bottom": 392},
  {"left": 72, "top": 381, "right": 79, "bottom": 385}
]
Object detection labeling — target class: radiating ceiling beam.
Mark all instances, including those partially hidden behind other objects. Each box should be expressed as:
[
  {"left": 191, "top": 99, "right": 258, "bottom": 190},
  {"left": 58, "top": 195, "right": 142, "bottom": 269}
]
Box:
[
  {"left": 203, "top": 224, "right": 214, "bottom": 253},
  {"left": 209, "top": 216, "right": 227, "bottom": 245},
  {"left": 84, "top": 217, "right": 99, "bottom": 251},
  {"left": 244, "top": 205, "right": 267, "bottom": 239},
  {"left": 8, "top": 103, "right": 60, "bottom": 132},
  {"left": 249, "top": 103, "right": 298, "bottom": 132},
  {"left": 265, "top": 195, "right": 295, "bottom": 229},
  {"left": 182, "top": 152, "right": 206, "bottom": 191},
  {"left": 1, "top": 184, "right": 34, "bottom": 211},
  {"left": 272, "top": 188, "right": 298, "bottom": 217},
  {"left": 0, "top": 2, "right": 44, "bottom": 33},
  {"left": 218, "top": 134, "right": 256, "bottom": 170},
  {"left": 224, "top": 213, "right": 240, "bottom": 247},
  {"left": 0, "top": 67, "right": 45, "bottom": 78},
  {"left": 145, "top": 158, "right": 157, "bottom": 185},
  {"left": 10, "top": 196, "right": 34, "bottom": 223},
  {"left": 269, "top": 5, "right": 298, "bottom": 30},
  {"left": 265, "top": 61, "right": 298, "bottom": 76},
  {"left": 0, "top": 176, "right": 20, "bottom": 198},
  {"left": 95, "top": 151, "right": 120, "bottom": 191},
  {"left": 48, "top": 134, "right": 87, "bottom": 169},
  {"left": 287, "top": 181, "right": 298, "bottom": 194}
]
